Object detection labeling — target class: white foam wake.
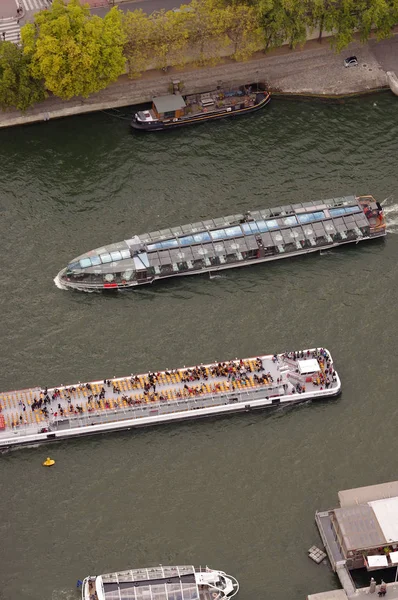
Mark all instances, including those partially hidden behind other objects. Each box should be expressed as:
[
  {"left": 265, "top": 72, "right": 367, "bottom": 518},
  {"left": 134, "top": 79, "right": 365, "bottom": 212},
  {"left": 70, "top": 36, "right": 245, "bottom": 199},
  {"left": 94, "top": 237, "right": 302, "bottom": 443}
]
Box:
[{"left": 54, "top": 275, "right": 68, "bottom": 290}]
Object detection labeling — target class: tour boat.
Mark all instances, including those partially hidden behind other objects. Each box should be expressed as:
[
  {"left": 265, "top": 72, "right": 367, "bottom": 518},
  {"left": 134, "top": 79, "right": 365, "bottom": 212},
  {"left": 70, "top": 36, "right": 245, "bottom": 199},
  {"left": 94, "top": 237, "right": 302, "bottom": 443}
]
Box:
[
  {"left": 131, "top": 83, "right": 271, "bottom": 131},
  {"left": 55, "top": 195, "right": 385, "bottom": 292},
  {"left": 0, "top": 347, "right": 340, "bottom": 449},
  {"left": 81, "top": 565, "right": 239, "bottom": 600}
]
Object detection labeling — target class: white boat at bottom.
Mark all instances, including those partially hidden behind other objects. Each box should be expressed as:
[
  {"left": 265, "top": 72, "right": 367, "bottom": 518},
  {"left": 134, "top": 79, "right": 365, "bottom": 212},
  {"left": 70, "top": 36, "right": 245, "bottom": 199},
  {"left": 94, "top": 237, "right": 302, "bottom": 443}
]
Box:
[
  {"left": 82, "top": 565, "right": 239, "bottom": 600},
  {"left": 0, "top": 347, "right": 341, "bottom": 449}
]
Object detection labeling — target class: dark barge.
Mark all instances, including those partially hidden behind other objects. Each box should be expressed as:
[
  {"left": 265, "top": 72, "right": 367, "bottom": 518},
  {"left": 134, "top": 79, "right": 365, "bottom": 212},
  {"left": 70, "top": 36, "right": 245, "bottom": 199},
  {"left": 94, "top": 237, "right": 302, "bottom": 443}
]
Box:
[{"left": 131, "top": 83, "right": 271, "bottom": 131}]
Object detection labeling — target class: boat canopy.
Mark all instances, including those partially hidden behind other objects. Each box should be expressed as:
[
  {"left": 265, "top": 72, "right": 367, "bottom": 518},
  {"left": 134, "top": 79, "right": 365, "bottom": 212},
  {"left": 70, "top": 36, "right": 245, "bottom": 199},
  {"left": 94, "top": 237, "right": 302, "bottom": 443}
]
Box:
[
  {"left": 62, "top": 194, "right": 376, "bottom": 281},
  {"left": 101, "top": 566, "right": 200, "bottom": 600},
  {"left": 153, "top": 95, "right": 186, "bottom": 114},
  {"left": 298, "top": 358, "right": 320, "bottom": 374}
]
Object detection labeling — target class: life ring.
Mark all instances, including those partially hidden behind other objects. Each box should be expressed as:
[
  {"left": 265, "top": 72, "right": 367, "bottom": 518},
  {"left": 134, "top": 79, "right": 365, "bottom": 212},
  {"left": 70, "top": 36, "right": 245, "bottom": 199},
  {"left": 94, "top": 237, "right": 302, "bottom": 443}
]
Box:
[{"left": 212, "top": 594, "right": 218, "bottom": 599}]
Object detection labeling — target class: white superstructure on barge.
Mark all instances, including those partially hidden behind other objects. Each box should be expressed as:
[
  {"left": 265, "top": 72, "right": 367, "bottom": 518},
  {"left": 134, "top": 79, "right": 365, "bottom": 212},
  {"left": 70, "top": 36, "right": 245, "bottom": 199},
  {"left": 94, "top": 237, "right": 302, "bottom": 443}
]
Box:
[{"left": 0, "top": 347, "right": 341, "bottom": 449}]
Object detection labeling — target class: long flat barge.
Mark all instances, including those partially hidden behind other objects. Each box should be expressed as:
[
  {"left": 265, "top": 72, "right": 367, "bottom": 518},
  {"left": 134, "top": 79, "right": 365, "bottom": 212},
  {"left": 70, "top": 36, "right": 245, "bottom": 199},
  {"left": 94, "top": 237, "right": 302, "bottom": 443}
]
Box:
[
  {"left": 55, "top": 194, "right": 385, "bottom": 292},
  {"left": 0, "top": 347, "right": 340, "bottom": 449}
]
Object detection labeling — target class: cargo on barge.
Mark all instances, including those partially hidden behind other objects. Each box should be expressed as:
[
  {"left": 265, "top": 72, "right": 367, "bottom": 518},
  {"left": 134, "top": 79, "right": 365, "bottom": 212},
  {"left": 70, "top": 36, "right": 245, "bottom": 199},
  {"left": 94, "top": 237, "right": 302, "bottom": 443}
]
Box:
[
  {"left": 0, "top": 348, "right": 340, "bottom": 449},
  {"left": 55, "top": 195, "right": 385, "bottom": 292},
  {"left": 81, "top": 565, "right": 239, "bottom": 600},
  {"left": 131, "top": 83, "right": 271, "bottom": 131}
]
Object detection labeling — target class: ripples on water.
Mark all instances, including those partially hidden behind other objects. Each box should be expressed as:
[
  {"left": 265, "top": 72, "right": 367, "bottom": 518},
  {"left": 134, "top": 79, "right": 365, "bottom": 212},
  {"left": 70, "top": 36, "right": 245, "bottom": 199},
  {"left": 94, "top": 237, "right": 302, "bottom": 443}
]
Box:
[{"left": 0, "top": 94, "right": 398, "bottom": 600}]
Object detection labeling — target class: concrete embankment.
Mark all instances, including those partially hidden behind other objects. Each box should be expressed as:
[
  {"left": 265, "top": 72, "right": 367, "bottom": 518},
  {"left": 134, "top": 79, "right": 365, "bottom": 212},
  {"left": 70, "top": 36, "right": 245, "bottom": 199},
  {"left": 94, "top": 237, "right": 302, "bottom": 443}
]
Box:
[{"left": 0, "top": 37, "right": 394, "bottom": 129}]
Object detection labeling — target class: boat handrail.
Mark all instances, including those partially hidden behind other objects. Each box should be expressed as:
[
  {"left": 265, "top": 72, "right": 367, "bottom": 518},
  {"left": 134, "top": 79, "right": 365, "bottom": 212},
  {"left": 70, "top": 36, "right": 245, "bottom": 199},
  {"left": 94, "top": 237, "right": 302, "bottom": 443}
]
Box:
[{"left": 48, "top": 386, "right": 282, "bottom": 427}]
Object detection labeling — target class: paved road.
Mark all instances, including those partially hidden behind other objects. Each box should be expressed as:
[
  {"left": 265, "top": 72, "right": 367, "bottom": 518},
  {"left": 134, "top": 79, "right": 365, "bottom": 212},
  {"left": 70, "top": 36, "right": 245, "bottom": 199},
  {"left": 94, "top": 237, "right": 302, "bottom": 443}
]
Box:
[
  {"left": 0, "top": 17, "right": 21, "bottom": 43},
  {"left": 91, "top": 0, "right": 181, "bottom": 17},
  {"left": 369, "top": 35, "right": 398, "bottom": 72},
  {"left": 0, "top": 0, "right": 18, "bottom": 19}
]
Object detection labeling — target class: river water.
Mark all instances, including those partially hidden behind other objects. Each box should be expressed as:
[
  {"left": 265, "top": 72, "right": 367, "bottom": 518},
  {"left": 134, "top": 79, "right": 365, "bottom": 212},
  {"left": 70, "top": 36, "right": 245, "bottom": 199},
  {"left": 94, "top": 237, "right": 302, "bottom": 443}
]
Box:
[{"left": 1, "top": 93, "right": 398, "bottom": 600}]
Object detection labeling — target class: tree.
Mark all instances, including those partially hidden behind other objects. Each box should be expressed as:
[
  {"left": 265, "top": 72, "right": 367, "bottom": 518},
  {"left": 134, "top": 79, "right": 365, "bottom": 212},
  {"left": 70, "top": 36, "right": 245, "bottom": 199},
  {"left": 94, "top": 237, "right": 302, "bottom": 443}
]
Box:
[
  {"left": 356, "top": 0, "right": 398, "bottom": 42},
  {"left": 0, "top": 41, "right": 46, "bottom": 111},
  {"left": 149, "top": 9, "right": 190, "bottom": 71},
  {"left": 258, "top": 0, "right": 307, "bottom": 51},
  {"left": 321, "top": 0, "right": 358, "bottom": 51},
  {"left": 223, "top": 3, "right": 262, "bottom": 60},
  {"left": 182, "top": 0, "right": 228, "bottom": 65},
  {"left": 21, "top": 0, "right": 126, "bottom": 100},
  {"left": 123, "top": 10, "right": 154, "bottom": 77}
]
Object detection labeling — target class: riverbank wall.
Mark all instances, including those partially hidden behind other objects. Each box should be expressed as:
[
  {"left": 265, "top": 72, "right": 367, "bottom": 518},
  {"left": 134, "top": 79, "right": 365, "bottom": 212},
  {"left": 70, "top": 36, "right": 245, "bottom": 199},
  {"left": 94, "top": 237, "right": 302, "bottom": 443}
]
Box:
[{"left": 0, "top": 36, "right": 394, "bottom": 129}]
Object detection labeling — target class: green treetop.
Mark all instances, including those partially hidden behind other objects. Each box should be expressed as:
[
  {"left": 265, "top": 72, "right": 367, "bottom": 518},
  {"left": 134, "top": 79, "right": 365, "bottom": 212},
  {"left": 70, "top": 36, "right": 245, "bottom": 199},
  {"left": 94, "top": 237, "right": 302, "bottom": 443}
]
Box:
[
  {"left": 0, "top": 41, "right": 46, "bottom": 111},
  {"left": 21, "top": 0, "right": 126, "bottom": 100}
]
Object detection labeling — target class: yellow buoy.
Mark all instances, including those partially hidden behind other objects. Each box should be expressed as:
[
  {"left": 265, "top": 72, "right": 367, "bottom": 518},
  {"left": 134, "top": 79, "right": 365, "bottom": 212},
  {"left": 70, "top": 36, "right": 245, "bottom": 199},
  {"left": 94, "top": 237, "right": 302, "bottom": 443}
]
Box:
[{"left": 43, "top": 457, "right": 55, "bottom": 467}]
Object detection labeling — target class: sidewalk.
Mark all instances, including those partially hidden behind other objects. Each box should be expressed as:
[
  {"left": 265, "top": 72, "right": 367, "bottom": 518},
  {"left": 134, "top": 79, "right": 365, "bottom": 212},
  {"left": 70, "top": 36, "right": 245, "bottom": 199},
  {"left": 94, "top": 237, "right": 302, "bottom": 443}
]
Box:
[{"left": 0, "top": 35, "right": 395, "bottom": 129}]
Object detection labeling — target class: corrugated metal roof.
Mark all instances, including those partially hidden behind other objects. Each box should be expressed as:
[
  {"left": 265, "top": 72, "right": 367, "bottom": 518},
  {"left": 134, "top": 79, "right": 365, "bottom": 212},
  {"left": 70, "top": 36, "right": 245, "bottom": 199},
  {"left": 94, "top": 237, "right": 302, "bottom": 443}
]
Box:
[
  {"left": 334, "top": 504, "right": 386, "bottom": 551},
  {"left": 153, "top": 94, "right": 186, "bottom": 113}
]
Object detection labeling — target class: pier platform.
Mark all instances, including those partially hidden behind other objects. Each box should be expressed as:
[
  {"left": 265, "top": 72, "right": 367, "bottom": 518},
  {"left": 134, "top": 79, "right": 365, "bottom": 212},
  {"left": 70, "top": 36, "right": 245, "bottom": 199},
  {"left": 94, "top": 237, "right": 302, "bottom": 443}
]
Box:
[{"left": 0, "top": 347, "right": 340, "bottom": 449}]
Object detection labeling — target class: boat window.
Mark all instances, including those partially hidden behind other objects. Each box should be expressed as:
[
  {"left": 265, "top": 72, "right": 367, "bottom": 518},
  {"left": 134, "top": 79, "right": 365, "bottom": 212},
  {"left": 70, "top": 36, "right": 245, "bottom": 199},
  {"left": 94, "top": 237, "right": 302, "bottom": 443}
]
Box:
[
  {"left": 298, "top": 211, "right": 324, "bottom": 223},
  {"left": 249, "top": 222, "right": 259, "bottom": 233},
  {"left": 266, "top": 219, "right": 279, "bottom": 230},
  {"left": 147, "top": 242, "right": 162, "bottom": 251},
  {"left": 284, "top": 216, "right": 298, "bottom": 226},
  {"left": 100, "top": 253, "right": 112, "bottom": 264},
  {"left": 90, "top": 255, "right": 101, "bottom": 266},
  {"left": 210, "top": 229, "right": 226, "bottom": 240},
  {"left": 120, "top": 249, "right": 131, "bottom": 259},
  {"left": 67, "top": 262, "right": 80, "bottom": 271},
  {"left": 224, "top": 225, "right": 243, "bottom": 237},
  {"left": 110, "top": 251, "right": 122, "bottom": 261},
  {"left": 344, "top": 205, "right": 361, "bottom": 214},
  {"left": 241, "top": 223, "right": 252, "bottom": 235},
  {"left": 256, "top": 220, "right": 268, "bottom": 232},
  {"left": 193, "top": 232, "right": 211, "bottom": 243},
  {"left": 79, "top": 258, "right": 92, "bottom": 268},
  {"left": 147, "top": 239, "right": 178, "bottom": 251},
  {"left": 329, "top": 207, "right": 346, "bottom": 217},
  {"left": 180, "top": 235, "right": 195, "bottom": 246}
]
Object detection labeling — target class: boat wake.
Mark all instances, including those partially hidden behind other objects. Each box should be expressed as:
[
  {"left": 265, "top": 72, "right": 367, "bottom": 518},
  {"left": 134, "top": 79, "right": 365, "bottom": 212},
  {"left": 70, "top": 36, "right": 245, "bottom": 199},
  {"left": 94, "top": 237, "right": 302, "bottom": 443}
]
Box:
[
  {"left": 381, "top": 197, "right": 398, "bottom": 233},
  {"left": 54, "top": 275, "right": 68, "bottom": 290},
  {"left": 53, "top": 275, "right": 98, "bottom": 292}
]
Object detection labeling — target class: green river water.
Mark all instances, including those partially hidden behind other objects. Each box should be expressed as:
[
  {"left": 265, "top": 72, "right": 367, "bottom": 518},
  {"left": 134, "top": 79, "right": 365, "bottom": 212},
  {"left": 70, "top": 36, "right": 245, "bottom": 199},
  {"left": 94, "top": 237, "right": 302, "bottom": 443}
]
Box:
[{"left": 0, "top": 93, "right": 398, "bottom": 600}]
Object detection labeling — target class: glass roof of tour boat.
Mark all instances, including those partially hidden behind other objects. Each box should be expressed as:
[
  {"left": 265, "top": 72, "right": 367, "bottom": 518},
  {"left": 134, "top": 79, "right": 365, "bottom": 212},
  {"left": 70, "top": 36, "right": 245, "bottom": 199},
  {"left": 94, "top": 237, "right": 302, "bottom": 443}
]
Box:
[
  {"left": 69, "top": 195, "right": 366, "bottom": 272},
  {"left": 140, "top": 195, "right": 362, "bottom": 251},
  {"left": 101, "top": 566, "right": 200, "bottom": 600}
]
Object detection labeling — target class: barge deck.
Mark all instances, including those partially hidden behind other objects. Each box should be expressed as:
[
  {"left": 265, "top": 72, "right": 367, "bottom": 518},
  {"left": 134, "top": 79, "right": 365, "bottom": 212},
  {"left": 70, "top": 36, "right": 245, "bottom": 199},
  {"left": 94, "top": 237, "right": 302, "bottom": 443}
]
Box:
[{"left": 0, "top": 347, "right": 341, "bottom": 449}]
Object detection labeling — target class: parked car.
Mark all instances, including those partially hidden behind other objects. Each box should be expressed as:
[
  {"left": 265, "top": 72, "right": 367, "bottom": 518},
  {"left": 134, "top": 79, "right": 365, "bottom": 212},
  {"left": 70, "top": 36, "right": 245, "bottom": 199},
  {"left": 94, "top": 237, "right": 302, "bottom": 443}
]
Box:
[{"left": 344, "top": 56, "right": 358, "bottom": 67}]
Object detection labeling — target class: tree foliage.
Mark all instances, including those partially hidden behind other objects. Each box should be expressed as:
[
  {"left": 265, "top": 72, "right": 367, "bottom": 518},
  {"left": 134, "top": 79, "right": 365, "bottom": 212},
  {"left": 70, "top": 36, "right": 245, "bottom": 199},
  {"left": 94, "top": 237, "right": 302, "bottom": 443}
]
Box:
[
  {"left": 223, "top": 3, "right": 262, "bottom": 60},
  {"left": 149, "top": 9, "right": 190, "bottom": 71},
  {"left": 182, "top": 0, "right": 229, "bottom": 65},
  {"left": 0, "top": 41, "right": 46, "bottom": 111},
  {"left": 123, "top": 10, "right": 154, "bottom": 77},
  {"left": 21, "top": 0, "right": 126, "bottom": 99}
]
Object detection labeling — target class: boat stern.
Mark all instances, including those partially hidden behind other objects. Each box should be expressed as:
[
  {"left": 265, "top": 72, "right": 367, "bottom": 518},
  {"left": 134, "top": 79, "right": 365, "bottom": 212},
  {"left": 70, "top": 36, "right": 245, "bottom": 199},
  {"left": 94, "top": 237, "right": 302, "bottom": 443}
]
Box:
[
  {"left": 82, "top": 575, "right": 105, "bottom": 600},
  {"left": 131, "top": 109, "right": 161, "bottom": 131},
  {"left": 357, "top": 195, "right": 386, "bottom": 236},
  {"left": 195, "top": 568, "right": 239, "bottom": 599}
]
